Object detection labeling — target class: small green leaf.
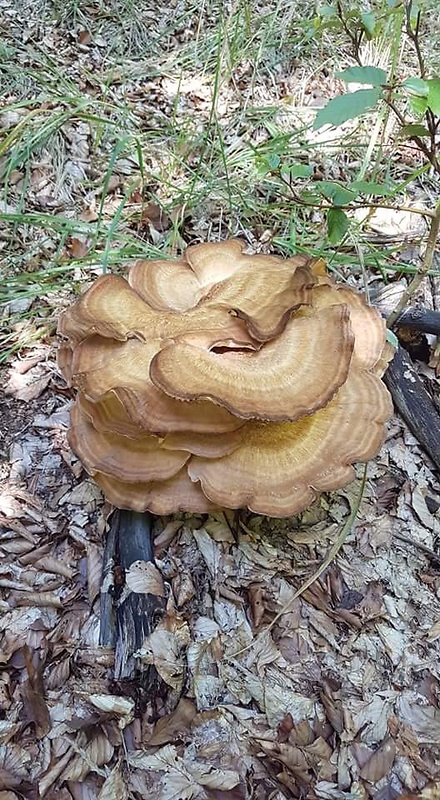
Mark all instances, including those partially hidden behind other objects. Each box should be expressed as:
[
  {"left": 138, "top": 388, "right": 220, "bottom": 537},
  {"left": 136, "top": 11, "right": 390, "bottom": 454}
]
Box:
[
  {"left": 337, "top": 66, "right": 387, "bottom": 87},
  {"left": 402, "top": 76, "right": 429, "bottom": 96},
  {"left": 318, "top": 4, "right": 338, "bottom": 17},
  {"left": 427, "top": 79, "right": 440, "bottom": 116},
  {"left": 350, "top": 180, "right": 393, "bottom": 196},
  {"left": 409, "top": 94, "right": 428, "bottom": 117},
  {"left": 399, "top": 123, "right": 430, "bottom": 137},
  {"left": 266, "top": 153, "right": 280, "bottom": 169},
  {"left": 361, "top": 11, "right": 376, "bottom": 37},
  {"left": 283, "top": 164, "right": 314, "bottom": 178},
  {"left": 315, "top": 181, "right": 357, "bottom": 205},
  {"left": 327, "top": 208, "right": 349, "bottom": 243},
  {"left": 314, "top": 88, "right": 382, "bottom": 129},
  {"left": 386, "top": 329, "right": 399, "bottom": 349}
]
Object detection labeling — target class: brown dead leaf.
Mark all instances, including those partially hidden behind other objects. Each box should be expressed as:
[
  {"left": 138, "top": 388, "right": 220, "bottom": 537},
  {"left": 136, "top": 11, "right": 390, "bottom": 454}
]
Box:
[
  {"left": 125, "top": 561, "right": 165, "bottom": 596},
  {"left": 148, "top": 698, "right": 197, "bottom": 746},
  {"left": 78, "top": 30, "right": 92, "bottom": 46},
  {"left": 172, "top": 571, "right": 196, "bottom": 607},
  {"left": 0, "top": 743, "right": 32, "bottom": 789},
  {"left": 5, "top": 365, "right": 51, "bottom": 401},
  {"left": 320, "top": 680, "right": 344, "bottom": 734},
  {"left": 66, "top": 238, "right": 90, "bottom": 259},
  {"left": 141, "top": 202, "right": 170, "bottom": 232},
  {"left": 61, "top": 731, "right": 114, "bottom": 782},
  {"left": 360, "top": 737, "right": 396, "bottom": 783},
  {"left": 87, "top": 543, "right": 103, "bottom": 604},
  {"left": 288, "top": 720, "right": 314, "bottom": 747},
  {"left": 354, "top": 581, "right": 384, "bottom": 621},
  {"left": 154, "top": 521, "right": 182, "bottom": 554},
  {"left": 97, "top": 767, "right": 128, "bottom": 800},
  {"left": 11, "top": 591, "right": 62, "bottom": 608},
  {"left": 89, "top": 695, "right": 135, "bottom": 719},
  {"left": 248, "top": 584, "right": 265, "bottom": 628},
  {"left": 277, "top": 713, "right": 294, "bottom": 743},
  {"left": 19, "top": 646, "right": 51, "bottom": 738},
  {"left": 256, "top": 739, "right": 309, "bottom": 783},
  {"left": 79, "top": 207, "right": 99, "bottom": 222}
]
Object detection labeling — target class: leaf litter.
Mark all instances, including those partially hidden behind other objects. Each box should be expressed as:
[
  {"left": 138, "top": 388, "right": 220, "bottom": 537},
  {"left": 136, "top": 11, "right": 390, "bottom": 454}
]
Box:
[{"left": 1, "top": 329, "right": 440, "bottom": 798}]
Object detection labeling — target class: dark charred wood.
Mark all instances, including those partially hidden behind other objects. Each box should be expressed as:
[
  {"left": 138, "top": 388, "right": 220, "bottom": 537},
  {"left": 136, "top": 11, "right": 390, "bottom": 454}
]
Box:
[
  {"left": 100, "top": 509, "right": 166, "bottom": 686},
  {"left": 371, "top": 283, "right": 440, "bottom": 335},
  {"left": 384, "top": 345, "right": 440, "bottom": 472},
  {"left": 396, "top": 307, "right": 440, "bottom": 336}
]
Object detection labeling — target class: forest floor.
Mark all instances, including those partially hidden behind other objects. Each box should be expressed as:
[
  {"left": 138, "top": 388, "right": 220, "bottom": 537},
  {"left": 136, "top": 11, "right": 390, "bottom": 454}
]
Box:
[{"left": 1, "top": 1, "right": 440, "bottom": 799}]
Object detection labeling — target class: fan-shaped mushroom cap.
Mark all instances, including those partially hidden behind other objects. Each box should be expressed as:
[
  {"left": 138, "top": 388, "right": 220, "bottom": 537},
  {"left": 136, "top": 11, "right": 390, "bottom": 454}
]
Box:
[
  {"left": 58, "top": 274, "right": 254, "bottom": 347},
  {"left": 299, "top": 283, "right": 388, "bottom": 372},
  {"left": 70, "top": 336, "right": 243, "bottom": 435},
  {"left": 150, "top": 305, "right": 355, "bottom": 421},
  {"left": 188, "top": 369, "right": 393, "bottom": 516},
  {"left": 160, "top": 428, "right": 243, "bottom": 458},
  {"left": 184, "top": 239, "right": 250, "bottom": 285},
  {"left": 58, "top": 239, "right": 393, "bottom": 518},
  {"left": 205, "top": 257, "right": 315, "bottom": 341},
  {"left": 129, "top": 258, "right": 203, "bottom": 312},
  {"left": 69, "top": 401, "right": 189, "bottom": 482},
  {"left": 94, "top": 469, "right": 216, "bottom": 514}
]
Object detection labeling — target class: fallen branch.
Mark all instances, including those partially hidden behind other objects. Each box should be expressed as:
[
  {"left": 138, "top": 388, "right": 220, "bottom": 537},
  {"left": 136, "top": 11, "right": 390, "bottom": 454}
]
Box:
[
  {"left": 384, "top": 344, "right": 440, "bottom": 471},
  {"left": 100, "top": 509, "right": 166, "bottom": 687}
]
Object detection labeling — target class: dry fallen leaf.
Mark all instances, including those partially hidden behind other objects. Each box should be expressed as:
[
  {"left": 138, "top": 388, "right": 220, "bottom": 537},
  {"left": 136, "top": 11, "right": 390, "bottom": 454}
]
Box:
[
  {"left": 148, "top": 698, "right": 197, "bottom": 746},
  {"left": 248, "top": 583, "right": 265, "bottom": 628},
  {"left": 125, "top": 560, "right": 165, "bottom": 596},
  {"left": 97, "top": 767, "right": 128, "bottom": 800},
  {"left": 359, "top": 736, "right": 396, "bottom": 783}
]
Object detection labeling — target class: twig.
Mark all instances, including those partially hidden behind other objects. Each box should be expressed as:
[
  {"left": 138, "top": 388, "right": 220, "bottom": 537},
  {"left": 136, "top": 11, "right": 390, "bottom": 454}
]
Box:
[{"left": 393, "top": 531, "right": 440, "bottom": 566}]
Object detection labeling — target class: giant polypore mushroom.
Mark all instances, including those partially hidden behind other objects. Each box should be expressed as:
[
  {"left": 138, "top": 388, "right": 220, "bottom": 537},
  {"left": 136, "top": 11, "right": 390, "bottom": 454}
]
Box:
[{"left": 58, "top": 240, "right": 393, "bottom": 517}]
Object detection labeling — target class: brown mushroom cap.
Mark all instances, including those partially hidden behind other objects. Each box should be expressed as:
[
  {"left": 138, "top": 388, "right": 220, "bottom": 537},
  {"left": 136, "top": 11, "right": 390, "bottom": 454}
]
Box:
[
  {"left": 150, "top": 305, "right": 355, "bottom": 421},
  {"left": 188, "top": 369, "right": 393, "bottom": 516},
  {"left": 69, "top": 401, "right": 189, "bottom": 482},
  {"left": 298, "top": 283, "right": 388, "bottom": 372},
  {"left": 94, "top": 469, "right": 216, "bottom": 514},
  {"left": 184, "top": 239, "right": 251, "bottom": 285},
  {"left": 70, "top": 335, "right": 244, "bottom": 435},
  {"left": 129, "top": 258, "right": 203, "bottom": 312},
  {"left": 58, "top": 239, "right": 393, "bottom": 518},
  {"left": 205, "top": 257, "right": 315, "bottom": 341},
  {"left": 58, "top": 273, "right": 255, "bottom": 347}
]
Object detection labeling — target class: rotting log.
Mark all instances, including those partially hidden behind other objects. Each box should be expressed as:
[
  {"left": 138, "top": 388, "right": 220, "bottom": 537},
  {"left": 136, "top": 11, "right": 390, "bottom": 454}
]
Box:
[
  {"left": 100, "top": 509, "right": 165, "bottom": 685},
  {"left": 371, "top": 285, "right": 440, "bottom": 471},
  {"left": 384, "top": 344, "right": 440, "bottom": 472}
]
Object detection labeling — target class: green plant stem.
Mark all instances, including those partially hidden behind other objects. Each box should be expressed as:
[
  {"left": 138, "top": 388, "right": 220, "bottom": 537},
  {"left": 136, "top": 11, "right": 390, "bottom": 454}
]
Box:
[{"left": 387, "top": 198, "right": 440, "bottom": 327}]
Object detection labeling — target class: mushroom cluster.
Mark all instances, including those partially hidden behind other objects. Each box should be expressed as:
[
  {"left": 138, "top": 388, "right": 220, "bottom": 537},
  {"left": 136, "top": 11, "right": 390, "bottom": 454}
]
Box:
[{"left": 58, "top": 240, "right": 393, "bottom": 517}]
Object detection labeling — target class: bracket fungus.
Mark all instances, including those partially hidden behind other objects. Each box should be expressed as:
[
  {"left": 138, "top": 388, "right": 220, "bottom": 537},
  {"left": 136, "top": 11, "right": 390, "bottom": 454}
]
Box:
[{"left": 58, "top": 240, "right": 393, "bottom": 517}]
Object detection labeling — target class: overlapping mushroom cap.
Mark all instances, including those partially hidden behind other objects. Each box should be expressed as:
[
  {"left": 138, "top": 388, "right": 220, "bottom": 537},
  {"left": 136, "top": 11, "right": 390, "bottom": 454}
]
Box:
[{"left": 57, "top": 240, "right": 393, "bottom": 517}]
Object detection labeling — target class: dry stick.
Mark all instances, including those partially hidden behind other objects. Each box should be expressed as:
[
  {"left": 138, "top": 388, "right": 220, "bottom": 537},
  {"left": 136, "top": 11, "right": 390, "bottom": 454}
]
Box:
[
  {"left": 229, "top": 467, "right": 367, "bottom": 659},
  {"left": 387, "top": 198, "right": 440, "bottom": 327}
]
